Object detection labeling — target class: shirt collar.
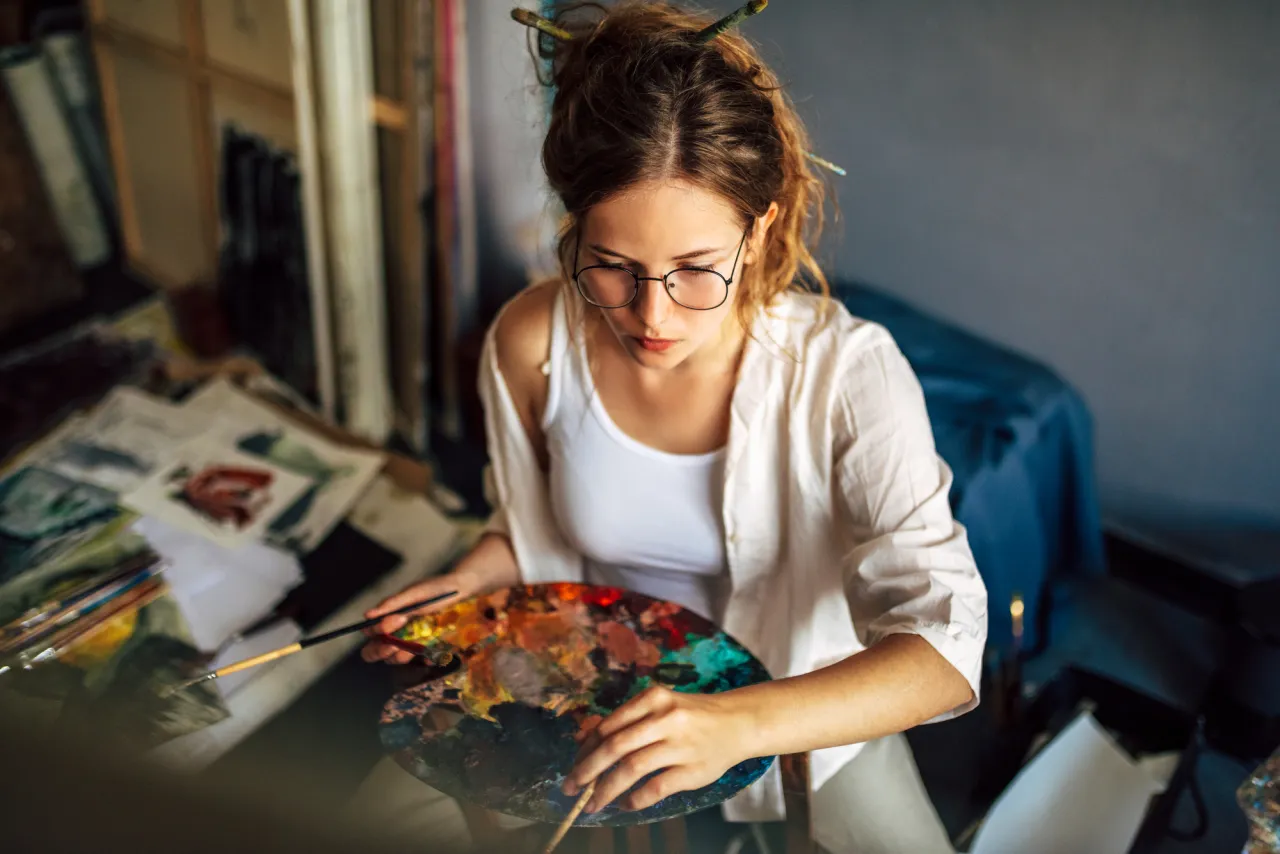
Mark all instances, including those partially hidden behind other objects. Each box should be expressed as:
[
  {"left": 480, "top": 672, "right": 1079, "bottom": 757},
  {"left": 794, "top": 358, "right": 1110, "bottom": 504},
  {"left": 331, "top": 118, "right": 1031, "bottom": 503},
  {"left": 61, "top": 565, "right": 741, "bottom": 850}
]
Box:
[{"left": 726, "top": 295, "right": 800, "bottom": 472}]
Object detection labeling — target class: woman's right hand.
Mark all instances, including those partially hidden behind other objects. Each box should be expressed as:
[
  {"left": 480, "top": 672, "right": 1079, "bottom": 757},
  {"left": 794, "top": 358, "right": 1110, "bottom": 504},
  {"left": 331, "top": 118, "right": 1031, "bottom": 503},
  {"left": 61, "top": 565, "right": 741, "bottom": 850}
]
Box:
[
  {"left": 359, "top": 533, "right": 520, "bottom": 664},
  {"left": 359, "top": 572, "right": 475, "bottom": 664}
]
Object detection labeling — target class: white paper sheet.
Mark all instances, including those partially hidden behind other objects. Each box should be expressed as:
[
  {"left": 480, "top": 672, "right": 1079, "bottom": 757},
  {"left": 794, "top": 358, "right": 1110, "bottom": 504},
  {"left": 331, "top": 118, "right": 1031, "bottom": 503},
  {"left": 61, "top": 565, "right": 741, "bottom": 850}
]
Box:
[
  {"left": 970, "top": 712, "right": 1163, "bottom": 854},
  {"left": 31, "top": 387, "right": 209, "bottom": 492},
  {"left": 133, "top": 515, "right": 303, "bottom": 652}
]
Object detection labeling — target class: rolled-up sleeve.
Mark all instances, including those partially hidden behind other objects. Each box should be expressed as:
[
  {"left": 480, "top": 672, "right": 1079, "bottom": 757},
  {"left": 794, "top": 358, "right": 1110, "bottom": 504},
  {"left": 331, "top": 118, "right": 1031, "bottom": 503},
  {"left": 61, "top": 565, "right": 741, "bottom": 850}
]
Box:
[
  {"left": 474, "top": 305, "right": 583, "bottom": 585},
  {"left": 480, "top": 463, "right": 510, "bottom": 538},
  {"left": 833, "top": 334, "right": 988, "bottom": 720}
]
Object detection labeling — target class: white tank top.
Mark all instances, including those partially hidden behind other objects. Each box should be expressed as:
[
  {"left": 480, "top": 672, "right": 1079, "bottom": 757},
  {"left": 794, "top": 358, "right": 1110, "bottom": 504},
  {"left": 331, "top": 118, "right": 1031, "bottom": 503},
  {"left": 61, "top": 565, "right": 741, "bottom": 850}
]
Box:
[{"left": 542, "top": 291, "right": 729, "bottom": 621}]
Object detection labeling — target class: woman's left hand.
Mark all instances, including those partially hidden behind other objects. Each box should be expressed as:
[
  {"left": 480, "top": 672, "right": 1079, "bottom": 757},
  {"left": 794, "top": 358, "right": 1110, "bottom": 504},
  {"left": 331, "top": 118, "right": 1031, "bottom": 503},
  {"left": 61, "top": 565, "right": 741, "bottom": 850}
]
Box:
[{"left": 562, "top": 685, "right": 757, "bottom": 813}]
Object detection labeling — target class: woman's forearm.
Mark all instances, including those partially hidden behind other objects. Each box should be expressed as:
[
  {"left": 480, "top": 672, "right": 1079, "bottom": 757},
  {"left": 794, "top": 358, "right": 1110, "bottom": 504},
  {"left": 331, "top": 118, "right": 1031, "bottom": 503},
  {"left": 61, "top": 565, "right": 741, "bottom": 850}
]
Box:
[
  {"left": 455, "top": 531, "right": 523, "bottom": 592},
  {"left": 727, "top": 633, "right": 974, "bottom": 760}
]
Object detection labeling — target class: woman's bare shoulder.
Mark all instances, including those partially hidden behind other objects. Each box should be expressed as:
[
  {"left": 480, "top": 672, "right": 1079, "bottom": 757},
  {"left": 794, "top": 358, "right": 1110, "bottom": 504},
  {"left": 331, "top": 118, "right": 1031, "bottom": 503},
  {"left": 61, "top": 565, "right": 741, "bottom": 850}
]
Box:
[{"left": 493, "top": 280, "right": 561, "bottom": 406}]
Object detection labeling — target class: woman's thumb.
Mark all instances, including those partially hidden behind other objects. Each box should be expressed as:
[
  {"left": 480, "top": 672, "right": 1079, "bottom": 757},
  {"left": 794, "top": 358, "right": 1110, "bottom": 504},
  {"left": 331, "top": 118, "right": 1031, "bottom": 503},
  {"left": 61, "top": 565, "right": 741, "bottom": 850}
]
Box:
[{"left": 366, "top": 577, "right": 459, "bottom": 620}]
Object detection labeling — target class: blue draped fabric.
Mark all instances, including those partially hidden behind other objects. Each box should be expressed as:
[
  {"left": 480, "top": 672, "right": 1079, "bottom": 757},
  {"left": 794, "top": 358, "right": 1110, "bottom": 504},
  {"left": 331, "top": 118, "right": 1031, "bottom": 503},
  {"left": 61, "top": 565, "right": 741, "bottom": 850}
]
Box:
[{"left": 835, "top": 284, "right": 1106, "bottom": 650}]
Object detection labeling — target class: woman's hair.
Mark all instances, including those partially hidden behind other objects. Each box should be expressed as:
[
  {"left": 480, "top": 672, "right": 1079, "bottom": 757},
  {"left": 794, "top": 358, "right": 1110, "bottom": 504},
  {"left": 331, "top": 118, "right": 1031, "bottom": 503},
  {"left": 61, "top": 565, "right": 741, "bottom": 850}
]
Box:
[{"left": 537, "top": 2, "right": 831, "bottom": 329}]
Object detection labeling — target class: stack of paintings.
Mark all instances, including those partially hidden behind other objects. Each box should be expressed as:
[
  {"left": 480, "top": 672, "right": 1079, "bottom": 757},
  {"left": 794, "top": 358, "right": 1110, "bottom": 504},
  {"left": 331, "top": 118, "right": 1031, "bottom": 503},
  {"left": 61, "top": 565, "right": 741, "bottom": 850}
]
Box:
[{"left": 0, "top": 376, "right": 386, "bottom": 745}]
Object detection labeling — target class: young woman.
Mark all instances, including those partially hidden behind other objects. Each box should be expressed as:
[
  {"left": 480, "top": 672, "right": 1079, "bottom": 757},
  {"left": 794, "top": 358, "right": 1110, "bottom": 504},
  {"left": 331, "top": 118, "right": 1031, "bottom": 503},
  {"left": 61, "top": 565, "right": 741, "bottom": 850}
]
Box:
[{"left": 361, "top": 4, "right": 987, "bottom": 851}]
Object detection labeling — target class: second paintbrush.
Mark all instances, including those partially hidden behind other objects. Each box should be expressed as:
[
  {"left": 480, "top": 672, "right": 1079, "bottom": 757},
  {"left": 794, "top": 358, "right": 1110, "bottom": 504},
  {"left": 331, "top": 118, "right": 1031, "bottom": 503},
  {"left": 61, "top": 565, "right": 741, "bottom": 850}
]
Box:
[{"left": 161, "top": 589, "right": 457, "bottom": 697}]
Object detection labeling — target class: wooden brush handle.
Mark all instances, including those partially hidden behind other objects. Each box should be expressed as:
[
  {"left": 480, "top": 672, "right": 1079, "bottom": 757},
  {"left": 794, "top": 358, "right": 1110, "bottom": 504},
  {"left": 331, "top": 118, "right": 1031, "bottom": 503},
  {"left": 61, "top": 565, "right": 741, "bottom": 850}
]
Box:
[
  {"left": 543, "top": 780, "right": 596, "bottom": 854},
  {"left": 216, "top": 642, "right": 303, "bottom": 677}
]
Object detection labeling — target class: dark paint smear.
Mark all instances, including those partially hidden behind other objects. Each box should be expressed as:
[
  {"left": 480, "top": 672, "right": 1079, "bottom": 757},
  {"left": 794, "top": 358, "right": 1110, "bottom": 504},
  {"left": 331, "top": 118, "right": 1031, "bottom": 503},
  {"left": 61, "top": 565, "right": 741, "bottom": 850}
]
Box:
[
  {"left": 652, "top": 662, "right": 699, "bottom": 686},
  {"left": 593, "top": 666, "right": 638, "bottom": 710},
  {"left": 588, "top": 647, "right": 609, "bottom": 671},
  {"left": 417, "top": 655, "right": 462, "bottom": 683},
  {"left": 394, "top": 699, "right": 774, "bottom": 827},
  {"left": 421, "top": 702, "right": 578, "bottom": 795}
]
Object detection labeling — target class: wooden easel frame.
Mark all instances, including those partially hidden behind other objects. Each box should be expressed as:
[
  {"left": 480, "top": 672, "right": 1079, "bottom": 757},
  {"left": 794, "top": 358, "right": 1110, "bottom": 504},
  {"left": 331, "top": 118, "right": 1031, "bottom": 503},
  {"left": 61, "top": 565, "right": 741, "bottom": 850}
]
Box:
[
  {"left": 87, "top": 0, "right": 341, "bottom": 418},
  {"left": 85, "top": 0, "right": 294, "bottom": 288},
  {"left": 369, "top": 0, "right": 433, "bottom": 451},
  {"left": 85, "top": 0, "right": 430, "bottom": 433}
]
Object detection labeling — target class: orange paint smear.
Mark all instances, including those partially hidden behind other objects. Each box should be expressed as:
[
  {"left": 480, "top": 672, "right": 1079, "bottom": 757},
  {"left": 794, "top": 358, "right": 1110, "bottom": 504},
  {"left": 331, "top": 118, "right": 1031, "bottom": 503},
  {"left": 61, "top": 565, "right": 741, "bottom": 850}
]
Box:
[
  {"left": 510, "top": 609, "right": 582, "bottom": 652},
  {"left": 598, "top": 620, "right": 660, "bottom": 667},
  {"left": 457, "top": 645, "right": 508, "bottom": 718},
  {"left": 549, "top": 582, "right": 582, "bottom": 602}
]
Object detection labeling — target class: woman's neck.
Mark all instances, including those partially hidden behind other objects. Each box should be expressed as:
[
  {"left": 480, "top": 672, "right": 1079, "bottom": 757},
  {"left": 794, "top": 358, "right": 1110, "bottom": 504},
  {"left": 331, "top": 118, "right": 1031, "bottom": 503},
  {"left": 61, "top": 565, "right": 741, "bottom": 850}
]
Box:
[{"left": 680, "top": 313, "right": 750, "bottom": 376}]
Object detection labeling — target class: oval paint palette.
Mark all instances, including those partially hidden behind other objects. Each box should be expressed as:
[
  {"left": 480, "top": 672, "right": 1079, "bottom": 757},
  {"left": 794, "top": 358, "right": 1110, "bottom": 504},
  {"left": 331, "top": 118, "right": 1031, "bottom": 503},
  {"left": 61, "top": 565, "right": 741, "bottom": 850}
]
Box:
[{"left": 378, "top": 582, "right": 774, "bottom": 827}]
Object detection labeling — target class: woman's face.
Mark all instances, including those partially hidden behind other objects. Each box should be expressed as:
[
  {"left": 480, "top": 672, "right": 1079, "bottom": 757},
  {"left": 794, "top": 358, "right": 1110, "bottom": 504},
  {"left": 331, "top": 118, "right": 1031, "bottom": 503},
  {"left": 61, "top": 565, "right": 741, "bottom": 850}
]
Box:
[{"left": 576, "top": 179, "right": 769, "bottom": 370}]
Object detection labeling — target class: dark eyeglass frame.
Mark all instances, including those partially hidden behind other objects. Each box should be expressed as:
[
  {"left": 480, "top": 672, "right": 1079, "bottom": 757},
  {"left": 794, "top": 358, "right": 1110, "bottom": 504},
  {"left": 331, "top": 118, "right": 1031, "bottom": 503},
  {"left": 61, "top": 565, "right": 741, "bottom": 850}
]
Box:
[{"left": 571, "top": 225, "right": 751, "bottom": 311}]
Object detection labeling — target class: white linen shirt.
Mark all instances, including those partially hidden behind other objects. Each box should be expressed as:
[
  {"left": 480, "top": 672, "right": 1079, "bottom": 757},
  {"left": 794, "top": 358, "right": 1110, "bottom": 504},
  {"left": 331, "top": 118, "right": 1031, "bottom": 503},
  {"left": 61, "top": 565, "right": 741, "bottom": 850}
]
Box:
[{"left": 478, "top": 287, "right": 988, "bottom": 822}]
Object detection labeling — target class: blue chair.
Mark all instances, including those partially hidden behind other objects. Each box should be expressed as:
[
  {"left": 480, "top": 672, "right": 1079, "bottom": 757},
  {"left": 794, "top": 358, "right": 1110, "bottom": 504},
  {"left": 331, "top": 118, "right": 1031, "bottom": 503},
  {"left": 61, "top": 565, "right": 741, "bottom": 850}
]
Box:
[{"left": 835, "top": 283, "right": 1106, "bottom": 652}]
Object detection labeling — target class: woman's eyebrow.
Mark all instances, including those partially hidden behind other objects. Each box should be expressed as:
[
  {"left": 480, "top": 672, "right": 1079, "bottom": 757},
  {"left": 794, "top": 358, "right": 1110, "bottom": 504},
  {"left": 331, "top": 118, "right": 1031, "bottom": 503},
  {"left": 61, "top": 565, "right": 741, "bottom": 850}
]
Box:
[
  {"left": 586, "top": 244, "right": 635, "bottom": 264},
  {"left": 587, "top": 242, "right": 731, "bottom": 264}
]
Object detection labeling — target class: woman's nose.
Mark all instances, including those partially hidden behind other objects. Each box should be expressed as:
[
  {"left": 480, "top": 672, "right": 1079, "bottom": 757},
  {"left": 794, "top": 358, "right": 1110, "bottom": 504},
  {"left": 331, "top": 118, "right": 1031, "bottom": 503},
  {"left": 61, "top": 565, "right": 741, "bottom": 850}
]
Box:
[{"left": 632, "top": 278, "right": 673, "bottom": 331}]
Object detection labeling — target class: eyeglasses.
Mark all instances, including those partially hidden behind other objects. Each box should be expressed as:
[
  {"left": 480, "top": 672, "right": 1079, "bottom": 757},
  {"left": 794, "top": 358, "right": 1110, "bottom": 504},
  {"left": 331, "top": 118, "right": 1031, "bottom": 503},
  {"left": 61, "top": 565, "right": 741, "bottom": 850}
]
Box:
[{"left": 572, "top": 227, "right": 750, "bottom": 311}]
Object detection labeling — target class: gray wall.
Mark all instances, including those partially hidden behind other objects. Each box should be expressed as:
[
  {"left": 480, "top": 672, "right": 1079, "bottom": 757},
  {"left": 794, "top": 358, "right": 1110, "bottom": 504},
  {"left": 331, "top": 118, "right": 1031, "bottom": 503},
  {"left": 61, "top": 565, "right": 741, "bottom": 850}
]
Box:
[
  {"left": 469, "top": 0, "right": 1280, "bottom": 529},
  {"left": 466, "top": 0, "right": 561, "bottom": 326}
]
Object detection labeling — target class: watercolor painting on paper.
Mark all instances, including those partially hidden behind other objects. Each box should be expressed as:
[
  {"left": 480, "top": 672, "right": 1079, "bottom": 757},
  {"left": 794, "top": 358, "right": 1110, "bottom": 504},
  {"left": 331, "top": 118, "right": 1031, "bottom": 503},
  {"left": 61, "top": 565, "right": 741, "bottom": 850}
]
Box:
[
  {"left": 121, "top": 438, "right": 311, "bottom": 549},
  {"left": 0, "top": 466, "right": 121, "bottom": 586},
  {"left": 180, "top": 379, "right": 382, "bottom": 553}
]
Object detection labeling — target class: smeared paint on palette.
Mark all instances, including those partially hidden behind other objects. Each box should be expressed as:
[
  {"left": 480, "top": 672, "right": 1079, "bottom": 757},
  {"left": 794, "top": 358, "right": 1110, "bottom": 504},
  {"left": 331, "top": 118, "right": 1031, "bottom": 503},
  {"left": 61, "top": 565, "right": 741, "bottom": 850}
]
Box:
[{"left": 378, "top": 583, "right": 773, "bottom": 827}]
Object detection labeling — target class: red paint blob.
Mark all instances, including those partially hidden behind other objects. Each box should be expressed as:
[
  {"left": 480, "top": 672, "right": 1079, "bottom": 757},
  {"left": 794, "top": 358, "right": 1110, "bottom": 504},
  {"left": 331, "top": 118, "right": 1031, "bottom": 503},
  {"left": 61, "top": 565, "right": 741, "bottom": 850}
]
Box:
[
  {"left": 582, "top": 586, "right": 623, "bottom": 608},
  {"left": 653, "top": 615, "right": 691, "bottom": 649}
]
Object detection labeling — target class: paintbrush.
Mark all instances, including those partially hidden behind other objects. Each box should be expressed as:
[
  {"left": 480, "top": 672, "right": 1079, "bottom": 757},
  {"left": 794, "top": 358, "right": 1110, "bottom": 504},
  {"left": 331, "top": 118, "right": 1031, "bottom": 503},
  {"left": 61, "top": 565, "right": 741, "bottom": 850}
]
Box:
[
  {"left": 2, "top": 552, "right": 159, "bottom": 638},
  {"left": 0, "top": 562, "right": 163, "bottom": 656},
  {"left": 542, "top": 780, "right": 597, "bottom": 854},
  {"left": 511, "top": 8, "right": 573, "bottom": 41},
  {"left": 10, "top": 576, "right": 168, "bottom": 671},
  {"left": 804, "top": 151, "right": 848, "bottom": 176},
  {"left": 507, "top": 0, "right": 844, "bottom": 178},
  {"left": 690, "top": 2, "right": 849, "bottom": 177},
  {"left": 160, "top": 590, "right": 457, "bottom": 697},
  {"left": 696, "top": 0, "right": 768, "bottom": 42}
]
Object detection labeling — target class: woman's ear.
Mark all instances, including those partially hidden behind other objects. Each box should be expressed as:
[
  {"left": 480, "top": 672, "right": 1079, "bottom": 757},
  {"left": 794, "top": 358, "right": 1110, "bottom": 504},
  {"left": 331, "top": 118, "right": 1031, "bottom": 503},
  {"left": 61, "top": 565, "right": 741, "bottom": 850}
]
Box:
[{"left": 748, "top": 202, "right": 780, "bottom": 264}]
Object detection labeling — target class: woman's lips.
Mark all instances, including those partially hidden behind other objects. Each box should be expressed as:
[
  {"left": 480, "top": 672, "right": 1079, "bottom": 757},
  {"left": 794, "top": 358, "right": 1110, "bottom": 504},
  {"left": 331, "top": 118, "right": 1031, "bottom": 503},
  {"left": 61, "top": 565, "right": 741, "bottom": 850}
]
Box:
[{"left": 635, "top": 337, "right": 678, "bottom": 352}]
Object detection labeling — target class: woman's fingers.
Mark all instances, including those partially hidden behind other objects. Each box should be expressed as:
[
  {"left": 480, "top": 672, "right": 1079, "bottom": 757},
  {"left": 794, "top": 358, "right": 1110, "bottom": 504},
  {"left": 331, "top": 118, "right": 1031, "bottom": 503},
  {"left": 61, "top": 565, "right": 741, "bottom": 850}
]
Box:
[
  {"left": 592, "top": 686, "right": 669, "bottom": 741},
  {"left": 564, "top": 689, "right": 674, "bottom": 795},
  {"left": 359, "top": 570, "right": 479, "bottom": 667},
  {"left": 375, "top": 612, "right": 413, "bottom": 635},
  {"left": 565, "top": 715, "right": 666, "bottom": 795},
  {"left": 359, "top": 639, "right": 416, "bottom": 664},
  {"left": 573, "top": 714, "right": 604, "bottom": 746},
  {"left": 583, "top": 742, "right": 675, "bottom": 813},
  {"left": 364, "top": 577, "right": 465, "bottom": 635},
  {"left": 622, "top": 768, "right": 702, "bottom": 812},
  {"left": 364, "top": 577, "right": 456, "bottom": 620}
]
